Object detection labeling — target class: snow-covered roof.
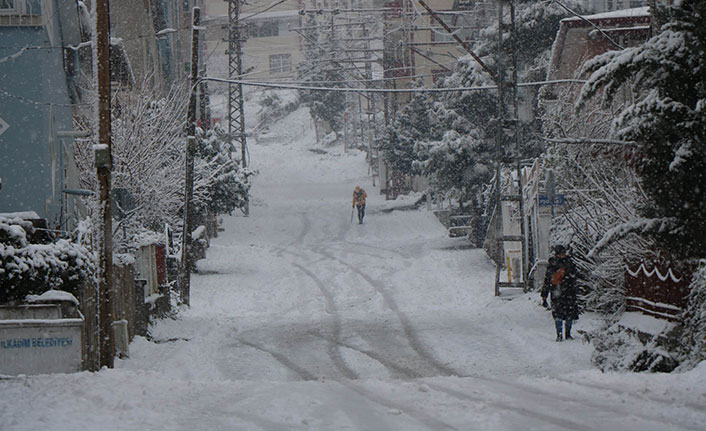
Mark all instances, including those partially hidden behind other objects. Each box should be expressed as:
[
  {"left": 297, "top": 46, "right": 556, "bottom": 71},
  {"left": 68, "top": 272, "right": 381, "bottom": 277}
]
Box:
[
  {"left": 0, "top": 211, "right": 41, "bottom": 219},
  {"left": 561, "top": 6, "right": 650, "bottom": 23}
]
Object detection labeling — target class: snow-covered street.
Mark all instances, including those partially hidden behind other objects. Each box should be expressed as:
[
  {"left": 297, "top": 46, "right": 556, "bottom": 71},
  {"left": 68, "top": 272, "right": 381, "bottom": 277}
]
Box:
[{"left": 2, "top": 107, "right": 705, "bottom": 431}]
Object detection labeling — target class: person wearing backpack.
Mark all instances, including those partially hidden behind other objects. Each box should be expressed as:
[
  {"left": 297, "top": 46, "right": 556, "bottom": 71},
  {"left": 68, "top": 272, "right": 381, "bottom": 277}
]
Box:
[
  {"left": 352, "top": 186, "right": 367, "bottom": 224},
  {"left": 541, "top": 244, "right": 579, "bottom": 342}
]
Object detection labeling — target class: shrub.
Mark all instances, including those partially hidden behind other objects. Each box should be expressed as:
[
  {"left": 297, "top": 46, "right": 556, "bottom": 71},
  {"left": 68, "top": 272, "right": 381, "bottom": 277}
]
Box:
[{"left": 0, "top": 217, "right": 94, "bottom": 303}]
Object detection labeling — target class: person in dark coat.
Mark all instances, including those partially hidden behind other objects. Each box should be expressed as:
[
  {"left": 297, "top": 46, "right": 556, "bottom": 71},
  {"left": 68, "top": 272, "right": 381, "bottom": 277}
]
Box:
[{"left": 541, "top": 245, "right": 579, "bottom": 342}]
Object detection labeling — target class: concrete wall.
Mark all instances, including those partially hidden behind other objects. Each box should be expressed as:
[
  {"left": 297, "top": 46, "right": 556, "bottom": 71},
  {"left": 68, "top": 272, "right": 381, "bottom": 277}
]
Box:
[
  {"left": 0, "top": 0, "right": 83, "bottom": 230},
  {"left": 110, "top": 0, "right": 162, "bottom": 87}
]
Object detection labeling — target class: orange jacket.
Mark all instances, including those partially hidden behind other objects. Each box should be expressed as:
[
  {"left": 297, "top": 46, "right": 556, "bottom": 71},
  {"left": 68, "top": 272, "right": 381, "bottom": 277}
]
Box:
[{"left": 352, "top": 188, "right": 367, "bottom": 207}]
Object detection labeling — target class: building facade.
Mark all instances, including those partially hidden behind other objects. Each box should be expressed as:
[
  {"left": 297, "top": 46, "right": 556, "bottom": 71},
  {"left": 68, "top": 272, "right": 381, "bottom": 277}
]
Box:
[{"left": 0, "top": 0, "right": 84, "bottom": 229}]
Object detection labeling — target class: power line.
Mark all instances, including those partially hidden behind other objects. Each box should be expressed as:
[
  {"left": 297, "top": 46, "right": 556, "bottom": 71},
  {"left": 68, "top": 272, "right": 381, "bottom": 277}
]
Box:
[{"left": 200, "top": 76, "right": 585, "bottom": 93}]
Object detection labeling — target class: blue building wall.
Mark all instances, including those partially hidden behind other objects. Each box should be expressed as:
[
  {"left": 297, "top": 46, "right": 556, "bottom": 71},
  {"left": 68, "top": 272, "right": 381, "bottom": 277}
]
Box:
[{"left": 0, "top": 0, "right": 82, "bottom": 230}]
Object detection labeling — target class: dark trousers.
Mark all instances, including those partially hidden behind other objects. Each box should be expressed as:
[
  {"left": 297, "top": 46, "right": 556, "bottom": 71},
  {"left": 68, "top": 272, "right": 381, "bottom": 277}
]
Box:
[
  {"left": 356, "top": 204, "right": 365, "bottom": 223},
  {"left": 555, "top": 319, "right": 572, "bottom": 337}
]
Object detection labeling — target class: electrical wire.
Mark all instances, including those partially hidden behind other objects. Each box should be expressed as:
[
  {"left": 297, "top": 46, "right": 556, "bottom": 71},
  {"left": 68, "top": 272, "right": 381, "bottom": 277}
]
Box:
[{"left": 199, "top": 76, "right": 585, "bottom": 93}]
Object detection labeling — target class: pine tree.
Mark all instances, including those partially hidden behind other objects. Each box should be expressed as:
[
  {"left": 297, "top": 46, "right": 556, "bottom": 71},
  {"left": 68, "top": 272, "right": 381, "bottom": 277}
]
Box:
[
  {"left": 297, "top": 13, "right": 346, "bottom": 136},
  {"left": 578, "top": 0, "right": 706, "bottom": 259},
  {"left": 406, "top": 1, "right": 564, "bottom": 210},
  {"left": 380, "top": 83, "right": 439, "bottom": 174}
]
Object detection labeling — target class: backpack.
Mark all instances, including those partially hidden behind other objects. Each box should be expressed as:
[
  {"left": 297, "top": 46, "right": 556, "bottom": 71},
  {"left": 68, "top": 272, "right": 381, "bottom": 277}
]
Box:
[{"left": 550, "top": 267, "right": 566, "bottom": 286}]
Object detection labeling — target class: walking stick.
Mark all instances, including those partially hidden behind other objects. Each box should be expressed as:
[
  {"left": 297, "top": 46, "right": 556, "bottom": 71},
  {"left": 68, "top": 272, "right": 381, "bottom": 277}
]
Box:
[{"left": 351, "top": 206, "right": 355, "bottom": 223}]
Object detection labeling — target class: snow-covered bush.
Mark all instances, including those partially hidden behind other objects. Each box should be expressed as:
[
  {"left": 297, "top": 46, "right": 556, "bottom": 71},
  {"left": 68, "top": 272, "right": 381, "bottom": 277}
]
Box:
[
  {"left": 384, "top": 1, "right": 564, "bottom": 226},
  {"left": 193, "top": 124, "right": 253, "bottom": 217},
  {"left": 680, "top": 260, "right": 706, "bottom": 367},
  {"left": 590, "top": 322, "right": 680, "bottom": 373},
  {"left": 0, "top": 217, "right": 94, "bottom": 303},
  {"left": 568, "top": 1, "right": 706, "bottom": 370}
]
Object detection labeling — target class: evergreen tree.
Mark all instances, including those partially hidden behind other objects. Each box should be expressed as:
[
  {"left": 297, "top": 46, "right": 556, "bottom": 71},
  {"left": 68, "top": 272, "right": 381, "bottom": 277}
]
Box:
[
  {"left": 578, "top": 0, "right": 706, "bottom": 259},
  {"left": 193, "top": 125, "right": 251, "bottom": 218},
  {"left": 297, "top": 13, "right": 346, "bottom": 135},
  {"left": 406, "top": 1, "right": 565, "bottom": 210},
  {"left": 380, "top": 83, "right": 439, "bottom": 174}
]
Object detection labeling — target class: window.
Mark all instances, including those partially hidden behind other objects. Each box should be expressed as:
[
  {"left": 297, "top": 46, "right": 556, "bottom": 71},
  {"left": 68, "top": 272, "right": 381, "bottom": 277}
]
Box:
[
  {"left": 269, "top": 54, "right": 291, "bottom": 74},
  {"left": 248, "top": 20, "right": 279, "bottom": 38},
  {"left": 430, "top": 14, "right": 477, "bottom": 43},
  {"left": 0, "top": 0, "right": 16, "bottom": 12}
]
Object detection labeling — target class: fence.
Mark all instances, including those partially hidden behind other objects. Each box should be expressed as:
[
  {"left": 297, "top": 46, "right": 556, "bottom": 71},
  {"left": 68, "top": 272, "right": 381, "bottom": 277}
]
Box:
[
  {"left": 80, "top": 244, "right": 168, "bottom": 370},
  {"left": 624, "top": 263, "right": 691, "bottom": 321}
]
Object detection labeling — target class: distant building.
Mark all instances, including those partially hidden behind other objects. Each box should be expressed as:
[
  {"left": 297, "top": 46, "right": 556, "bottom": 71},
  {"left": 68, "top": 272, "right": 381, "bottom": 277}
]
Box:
[
  {"left": 0, "top": 0, "right": 84, "bottom": 230},
  {"left": 546, "top": 7, "right": 651, "bottom": 87},
  {"left": 202, "top": 0, "right": 303, "bottom": 82}
]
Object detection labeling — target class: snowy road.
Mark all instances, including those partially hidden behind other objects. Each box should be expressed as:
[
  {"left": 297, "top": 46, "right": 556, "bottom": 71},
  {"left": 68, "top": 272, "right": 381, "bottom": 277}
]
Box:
[{"left": 2, "top": 107, "right": 706, "bottom": 430}]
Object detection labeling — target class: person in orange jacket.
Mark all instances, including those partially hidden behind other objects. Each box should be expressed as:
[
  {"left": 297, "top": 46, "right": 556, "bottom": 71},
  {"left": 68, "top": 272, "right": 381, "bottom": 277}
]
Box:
[{"left": 352, "top": 186, "right": 367, "bottom": 224}]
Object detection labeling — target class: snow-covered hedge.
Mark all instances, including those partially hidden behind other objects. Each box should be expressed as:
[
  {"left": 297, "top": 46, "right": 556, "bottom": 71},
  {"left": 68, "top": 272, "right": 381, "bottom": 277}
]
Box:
[
  {"left": 680, "top": 260, "right": 706, "bottom": 367},
  {"left": 0, "top": 217, "right": 95, "bottom": 303}
]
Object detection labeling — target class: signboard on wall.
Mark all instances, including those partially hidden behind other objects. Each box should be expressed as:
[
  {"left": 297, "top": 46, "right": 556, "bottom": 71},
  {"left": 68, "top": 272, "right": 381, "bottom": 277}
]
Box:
[
  {"left": 538, "top": 193, "right": 565, "bottom": 207},
  {"left": 0, "top": 318, "right": 83, "bottom": 375}
]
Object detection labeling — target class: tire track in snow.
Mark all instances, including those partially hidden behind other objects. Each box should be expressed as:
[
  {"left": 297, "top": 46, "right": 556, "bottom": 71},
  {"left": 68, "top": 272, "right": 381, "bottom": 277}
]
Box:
[
  {"left": 427, "top": 375, "right": 705, "bottom": 431},
  {"left": 310, "top": 332, "right": 422, "bottom": 379},
  {"left": 336, "top": 380, "right": 459, "bottom": 431},
  {"left": 235, "top": 338, "right": 459, "bottom": 430},
  {"left": 235, "top": 338, "right": 317, "bottom": 381},
  {"left": 277, "top": 245, "right": 449, "bottom": 380},
  {"left": 269, "top": 210, "right": 456, "bottom": 379},
  {"left": 425, "top": 382, "right": 595, "bottom": 431},
  {"left": 269, "top": 212, "right": 360, "bottom": 380},
  {"left": 315, "top": 248, "right": 460, "bottom": 378},
  {"left": 550, "top": 376, "right": 706, "bottom": 420},
  {"left": 291, "top": 262, "right": 359, "bottom": 380}
]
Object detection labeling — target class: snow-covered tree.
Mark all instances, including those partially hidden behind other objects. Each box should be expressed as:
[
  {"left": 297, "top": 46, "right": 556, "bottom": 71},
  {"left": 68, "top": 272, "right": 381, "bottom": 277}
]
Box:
[
  {"left": 397, "top": 1, "right": 565, "bottom": 215},
  {"left": 379, "top": 83, "right": 440, "bottom": 175},
  {"left": 541, "top": 82, "right": 655, "bottom": 313},
  {"left": 578, "top": 0, "right": 706, "bottom": 260},
  {"left": 681, "top": 260, "right": 706, "bottom": 366},
  {"left": 74, "top": 82, "right": 188, "bottom": 249},
  {"left": 74, "top": 80, "right": 250, "bottom": 252},
  {"left": 297, "top": 13, "right": 346, "bottom": 138},
  {"left": 193, "top": 124, "right": 252, "bottom": 218}
]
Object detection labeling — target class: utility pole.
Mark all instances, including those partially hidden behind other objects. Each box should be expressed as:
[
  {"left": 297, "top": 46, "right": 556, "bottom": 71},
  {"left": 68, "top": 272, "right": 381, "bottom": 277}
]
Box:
[
  {"left": 493, "top": 0, "right": 528, "bottom": 296},
  {"left": 419, "top": 0, "right": 527, "bottom": 295},
  {"left": 180, "top": 6, "right": 201, "bottom": 307},
  {"left": 228, "top": 0, "right": 249, "bottom": 216},
  {"left": 95, "top": 0, "right": 114, "bottom": 369}
]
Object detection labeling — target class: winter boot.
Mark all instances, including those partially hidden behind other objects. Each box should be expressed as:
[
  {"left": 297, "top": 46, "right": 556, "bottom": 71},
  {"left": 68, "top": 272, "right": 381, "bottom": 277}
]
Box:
[
  {"left": 565, "top": 332, "right": 574, "bottom": 340},
  {"left": 555, "top": 333, "right": 563, "bottom": 342}
]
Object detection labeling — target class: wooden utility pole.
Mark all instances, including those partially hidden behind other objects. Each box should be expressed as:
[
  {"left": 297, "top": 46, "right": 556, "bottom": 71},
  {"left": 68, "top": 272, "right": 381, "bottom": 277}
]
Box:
[
  {"left": 95, "top": 0, "right": 114, "bottom": 369},
  {"left": 180, "top": 6, "right": 201, "bottom": 307}
]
